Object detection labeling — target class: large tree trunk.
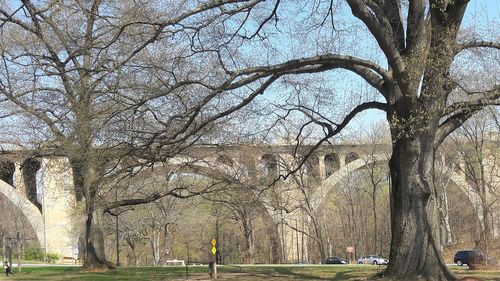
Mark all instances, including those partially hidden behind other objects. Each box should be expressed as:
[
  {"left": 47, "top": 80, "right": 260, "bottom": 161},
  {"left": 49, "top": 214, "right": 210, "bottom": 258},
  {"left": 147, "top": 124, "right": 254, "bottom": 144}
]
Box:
[
  {"left": 82, "top": 203, "right": 110, "bottom": 271},
  {"left": 384, "top": 137, "right": 455, "bottom": 281},
  {"left": 241, "top": 215, "right": 255, "bottom": 264},
  {"left": 71, "top": 158, "right": 112, "bottom": 271}
]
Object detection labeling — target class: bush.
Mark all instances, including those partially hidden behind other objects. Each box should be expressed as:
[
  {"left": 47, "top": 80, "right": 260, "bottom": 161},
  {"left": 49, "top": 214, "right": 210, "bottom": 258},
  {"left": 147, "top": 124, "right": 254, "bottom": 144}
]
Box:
[
  {"left": 25, "top": 246, "right": 44, "bottom": 261},
  {"left": 46, "top": 253, "right": 60, "bottom": 263}
]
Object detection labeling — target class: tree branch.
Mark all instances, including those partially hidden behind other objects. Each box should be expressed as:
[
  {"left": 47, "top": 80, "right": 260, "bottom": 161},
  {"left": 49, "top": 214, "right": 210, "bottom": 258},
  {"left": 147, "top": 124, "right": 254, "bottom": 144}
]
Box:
[
  {"left": 435, "top": 86, "right": 500, "bottom": 146},
  {"left": 455, "top": 40, "right": 500, "bottom": 55},
  {"left": 346, "top": 0, "right": 408, "bottom": 92},
  {"left": 274, "top": 101, "right": 389, "bottom": 182}
]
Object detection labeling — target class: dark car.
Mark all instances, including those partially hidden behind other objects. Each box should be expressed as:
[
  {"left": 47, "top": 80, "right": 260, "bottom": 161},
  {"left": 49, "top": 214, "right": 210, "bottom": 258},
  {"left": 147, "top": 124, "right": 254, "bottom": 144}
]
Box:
[
  {"left": 324, "top": 256, "right": 347, "bottom": 264},
  {"left": 453, "top": 250, "right": 484, "bottom": 266}
]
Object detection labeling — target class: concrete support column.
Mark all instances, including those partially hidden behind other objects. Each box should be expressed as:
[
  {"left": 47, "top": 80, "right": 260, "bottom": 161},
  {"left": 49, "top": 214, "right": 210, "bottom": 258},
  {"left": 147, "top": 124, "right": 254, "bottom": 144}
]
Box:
[
  {"left": 40, "top": 157, "right": 75, "bottom": 259},
  {"left": 318, "top": 154, "right": 326, "bottom": 181},
  {"left": 338, "top": 154, "right": 346, "bottom": 168}
]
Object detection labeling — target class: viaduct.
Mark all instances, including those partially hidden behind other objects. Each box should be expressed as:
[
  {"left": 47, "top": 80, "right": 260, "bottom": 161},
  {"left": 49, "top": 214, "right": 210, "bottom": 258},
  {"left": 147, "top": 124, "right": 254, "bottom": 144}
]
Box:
[{"left": 0, "top": 144, "right": 497, "bottom": 261}]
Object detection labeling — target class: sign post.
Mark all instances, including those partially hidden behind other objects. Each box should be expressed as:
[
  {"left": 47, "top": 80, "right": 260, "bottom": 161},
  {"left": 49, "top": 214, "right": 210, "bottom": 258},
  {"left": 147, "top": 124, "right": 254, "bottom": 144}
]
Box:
[
  {"left": 185, "top": 241, "right": 190, "bottom": 278},
  {"left": 211, "top": 239, "right": 217, "bottom": 279}
]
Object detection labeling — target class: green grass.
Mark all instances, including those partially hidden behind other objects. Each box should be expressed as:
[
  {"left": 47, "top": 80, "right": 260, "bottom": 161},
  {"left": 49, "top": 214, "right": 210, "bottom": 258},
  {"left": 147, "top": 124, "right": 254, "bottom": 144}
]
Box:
[{"left": 0, "top": 265, "right": 498, "bottom": 280}]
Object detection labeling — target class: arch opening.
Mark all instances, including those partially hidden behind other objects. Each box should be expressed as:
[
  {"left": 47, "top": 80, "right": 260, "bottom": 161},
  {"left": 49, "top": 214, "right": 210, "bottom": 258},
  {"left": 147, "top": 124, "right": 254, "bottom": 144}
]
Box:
[
  {"left": 324, "top": 153, "right": 340, "bottom": 178},
  {"left": 304, "top": 154, "right": 320, "bottom": 179},
  {"left": 344, "top": 152, "right": 359, "bottom": 165},
  {"left": 0, "top": 180, "right": 45, "bottom": 250},
  {"left": 0, "top": 161, "right": 15, "bottom": 186},
  {"left": 261, "top": 154, "right": 278, "bottom": 179},
  {"left": 22, "top": 158, "right": 42, "bottom": 212}
]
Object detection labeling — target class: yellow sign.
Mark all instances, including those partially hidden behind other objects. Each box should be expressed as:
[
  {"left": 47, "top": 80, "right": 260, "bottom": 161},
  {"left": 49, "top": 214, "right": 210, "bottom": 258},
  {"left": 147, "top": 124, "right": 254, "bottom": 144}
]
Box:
[
  {"left": 211, "top": 239, "right": 217, "bottom": 247},
  {"left": 212, "top": 247, "right": 217, "bottom": 255}
]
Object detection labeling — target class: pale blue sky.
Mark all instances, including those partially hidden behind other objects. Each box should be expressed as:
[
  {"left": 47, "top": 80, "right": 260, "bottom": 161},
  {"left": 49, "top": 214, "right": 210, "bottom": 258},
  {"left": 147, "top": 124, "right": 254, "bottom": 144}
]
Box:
[
  {"left": 340, "top": 0, "right": 500, "bottom": 137},
  {"left": 0, "top": 1, "right": 498, "bottom": 146}
]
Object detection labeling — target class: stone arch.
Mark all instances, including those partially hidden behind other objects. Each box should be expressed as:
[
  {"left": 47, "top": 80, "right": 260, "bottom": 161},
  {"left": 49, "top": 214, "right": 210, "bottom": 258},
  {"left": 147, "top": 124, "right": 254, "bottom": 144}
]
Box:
[
  {"left": 0, "top": 179, "right": 44, "bottom": 249},
  {"left": 0, "top": 161, "right": 15, "bottom": 186},
  {"left": 312, "top": 154, "right": 481, "bottom": 214},
  {"left": 304, "top": 154, "right": 320, "bottom": 179},
  {"left": 167, "top": 155, "right": 282, "bottom": 262},
  {"left": 21, "top": 158, "right": 42, "bottom": 212},
  {"left": 324, "top": 153, "right": 340, "bottom": 178},
  {"left": 445, "top": 167, "right": 483, "bottom": 221},
  {"left": 261, "top": 154, "right": 278, "bottom": 179},
  {"left": 344, "top": 152, "right": 359, "bottom": 165}
]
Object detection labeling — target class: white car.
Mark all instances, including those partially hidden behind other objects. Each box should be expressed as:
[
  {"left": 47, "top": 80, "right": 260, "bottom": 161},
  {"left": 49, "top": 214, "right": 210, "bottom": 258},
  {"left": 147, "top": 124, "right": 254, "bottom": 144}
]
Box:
[{"left": 357, "top": 255, "right": 389, "bottom": 265}]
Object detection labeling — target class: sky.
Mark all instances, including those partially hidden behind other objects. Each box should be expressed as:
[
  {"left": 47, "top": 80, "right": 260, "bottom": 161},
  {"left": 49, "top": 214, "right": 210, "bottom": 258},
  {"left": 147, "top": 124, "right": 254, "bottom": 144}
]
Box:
[
  {"left": 0, "top": 1, "right": 498, "bottom": 147},
  {"left": 336, "top": 0, "right": 500, "bottom": 137}
]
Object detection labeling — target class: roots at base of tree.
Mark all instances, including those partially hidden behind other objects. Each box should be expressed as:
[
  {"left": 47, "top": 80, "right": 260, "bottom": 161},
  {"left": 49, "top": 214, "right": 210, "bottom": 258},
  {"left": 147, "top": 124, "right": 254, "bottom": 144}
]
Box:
[{"left": 79, "top": 261, "right": 116, "bottom": 272}]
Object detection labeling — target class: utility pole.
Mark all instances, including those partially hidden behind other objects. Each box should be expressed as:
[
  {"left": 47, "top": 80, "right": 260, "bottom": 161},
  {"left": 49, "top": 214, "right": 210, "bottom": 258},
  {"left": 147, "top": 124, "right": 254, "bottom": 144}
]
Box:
[
  {"left": 185, "top": 241, "right": 189, "bottom": 278},
  {"left": 17, "top": 232, "right": 21, "bottom": 273},
  {"left": 295, "top": 220, "right": 299, "bottom": 263},
  {"left": 115, "top": 187, "right": 120, "bottom": 267}
]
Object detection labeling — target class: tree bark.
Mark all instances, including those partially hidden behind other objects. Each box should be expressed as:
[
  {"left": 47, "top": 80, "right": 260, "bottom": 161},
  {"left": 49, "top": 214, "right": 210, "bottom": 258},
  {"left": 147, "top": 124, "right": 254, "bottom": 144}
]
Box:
[
  {"left": 241, "top": 215, "right": 255, "bottom": 264},
  {"left": 81, "top": 200, "right": 114, "bottom": 271},
  {"left": 71, "top": 158, "right": 112, "bottom": 271},
  {"left": 126, "top": 238, "right": 137, "bottom": 266},
  {"left": 385, "top": 137, "right": 455, "bottom": 281}
]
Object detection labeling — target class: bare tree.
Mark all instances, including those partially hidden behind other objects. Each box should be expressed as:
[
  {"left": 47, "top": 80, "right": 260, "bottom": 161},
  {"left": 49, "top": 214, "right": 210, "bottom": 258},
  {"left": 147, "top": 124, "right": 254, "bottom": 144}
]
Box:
[
  {"left": 1, "top": 0, "right": 498, "bottom": 279},
  {"left": 192, "top": 2, "right": 499, "bottom": 279},
  {"left": 449, "top": 109, "right": 499, "bottom": 255},
  {"left": 0, "top": 0, "right": 273, "bottom": 270},
  {"left": 357, "top": 123, "right": 390, "bottom": 255},
  {"left": 267, "top": 151, "right": 327, "bottom": 263},
  {"left": 116, "top": 197, "right": 179, "bottom": 266}
]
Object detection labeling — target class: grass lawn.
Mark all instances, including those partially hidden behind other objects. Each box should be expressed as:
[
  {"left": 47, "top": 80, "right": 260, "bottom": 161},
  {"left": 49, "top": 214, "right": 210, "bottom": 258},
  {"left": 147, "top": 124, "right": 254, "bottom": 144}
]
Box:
[{"left": 0, "top": 265, "right": 498, "bottom": 281}]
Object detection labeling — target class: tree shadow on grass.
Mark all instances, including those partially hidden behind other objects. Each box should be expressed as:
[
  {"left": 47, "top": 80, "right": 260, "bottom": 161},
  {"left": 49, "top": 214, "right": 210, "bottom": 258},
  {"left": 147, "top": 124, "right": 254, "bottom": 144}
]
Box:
[
  {"left": 272, "top": 267, "right": 377, "bottom": 281},
  {"left": 272, "top": 267, "right": 336, "bottom": 280}
]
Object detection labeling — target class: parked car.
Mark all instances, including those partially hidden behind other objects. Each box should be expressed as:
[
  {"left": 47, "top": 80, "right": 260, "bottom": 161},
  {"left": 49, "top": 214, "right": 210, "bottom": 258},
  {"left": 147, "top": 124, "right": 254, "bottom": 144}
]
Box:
[
  {"left": 324, "top": 257, "right": 348, "bottom": 264},
  {"left": 357, "top": 255, "right": 389, "bottom": 265},
  {"left": 454, "top": 250, "right": 485, "bottom": 266}
]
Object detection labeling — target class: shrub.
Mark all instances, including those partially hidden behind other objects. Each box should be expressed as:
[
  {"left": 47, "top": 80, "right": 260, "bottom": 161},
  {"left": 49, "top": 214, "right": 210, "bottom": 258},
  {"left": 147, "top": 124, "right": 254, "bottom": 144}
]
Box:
[
  {"left": 46, "top": 252, "right": 60, "bottom": 263},
  {"left": 25, "top": 246, "right": 44, "bottom": 261}
]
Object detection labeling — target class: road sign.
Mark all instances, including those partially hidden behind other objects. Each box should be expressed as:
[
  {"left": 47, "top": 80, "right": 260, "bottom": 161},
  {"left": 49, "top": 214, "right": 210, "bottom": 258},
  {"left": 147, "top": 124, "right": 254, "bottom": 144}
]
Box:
[
  {"left": 212, "top": 247, "right": 217, "bottom": 255},
  {"left": 211, "top": 239, "right": 217, "bottom": 247},
  {"left": 346, "top": 247, "right": 354, "bottom": 253}
]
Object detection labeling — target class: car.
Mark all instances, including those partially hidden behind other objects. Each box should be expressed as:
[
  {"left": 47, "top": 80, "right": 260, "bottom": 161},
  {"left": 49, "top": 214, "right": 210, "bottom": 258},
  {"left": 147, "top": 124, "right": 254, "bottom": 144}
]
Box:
[
  {"left": 324, "top": 256, "right": 348, "bottom": 264},
  {"left": 357, "top": 255, "right": 389, "bottom": 265},
  {"left": 454, "top": 250, "right": 485, "bottom": 266}
]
